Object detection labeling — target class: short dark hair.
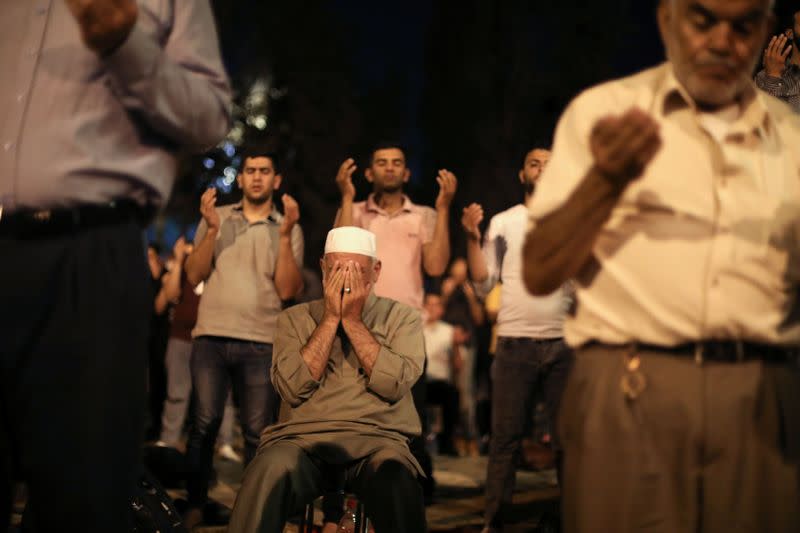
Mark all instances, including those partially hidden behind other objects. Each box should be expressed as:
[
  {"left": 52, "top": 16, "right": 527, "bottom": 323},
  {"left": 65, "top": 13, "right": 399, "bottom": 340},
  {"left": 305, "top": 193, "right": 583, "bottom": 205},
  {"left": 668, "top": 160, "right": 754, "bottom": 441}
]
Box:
[
  {"left": 522, "top": 146, "right": 551, "bottom": 166},
  {"left": 238, "top": 146, "right": 281, "bottom": 174},
  {"left": 369, "top": 141, "right": 407, "bottom": 165}
]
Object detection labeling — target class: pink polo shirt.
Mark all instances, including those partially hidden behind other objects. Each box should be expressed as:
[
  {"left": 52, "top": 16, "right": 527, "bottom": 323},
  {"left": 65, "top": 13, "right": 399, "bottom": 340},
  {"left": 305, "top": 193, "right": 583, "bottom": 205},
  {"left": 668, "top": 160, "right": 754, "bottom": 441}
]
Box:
[{"left": 349, "top": 194, "right": 436, "bottom": 310}]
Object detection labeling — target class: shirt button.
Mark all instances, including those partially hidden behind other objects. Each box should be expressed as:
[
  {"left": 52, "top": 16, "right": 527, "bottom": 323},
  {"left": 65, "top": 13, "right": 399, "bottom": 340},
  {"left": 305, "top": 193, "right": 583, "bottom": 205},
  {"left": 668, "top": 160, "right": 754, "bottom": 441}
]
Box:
[
  {"left": 3, "top": 142, "right": 14, "bottom": 151},
  {"left": 36, "top": 5, "right": 47, "bottom": 15},
  {"left": 28, "top": 48, "right": 37, "bottom": 57},
  {"left": 16, "top": 94, "right": 24, "bottom": 103}
]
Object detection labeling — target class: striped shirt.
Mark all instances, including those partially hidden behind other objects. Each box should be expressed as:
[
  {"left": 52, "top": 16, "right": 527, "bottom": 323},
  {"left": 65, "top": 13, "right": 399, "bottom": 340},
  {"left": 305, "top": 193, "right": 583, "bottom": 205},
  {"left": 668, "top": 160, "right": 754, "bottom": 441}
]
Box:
[{"left": 755, "top": 65, "right": 800, "bottom": 114}]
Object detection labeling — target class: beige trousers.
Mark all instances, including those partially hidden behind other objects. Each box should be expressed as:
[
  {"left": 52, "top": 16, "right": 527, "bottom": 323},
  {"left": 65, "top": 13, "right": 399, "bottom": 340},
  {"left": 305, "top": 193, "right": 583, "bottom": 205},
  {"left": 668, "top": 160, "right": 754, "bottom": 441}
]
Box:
[{"left": 559, "top": 344, "right": 800, "bottom": 533}]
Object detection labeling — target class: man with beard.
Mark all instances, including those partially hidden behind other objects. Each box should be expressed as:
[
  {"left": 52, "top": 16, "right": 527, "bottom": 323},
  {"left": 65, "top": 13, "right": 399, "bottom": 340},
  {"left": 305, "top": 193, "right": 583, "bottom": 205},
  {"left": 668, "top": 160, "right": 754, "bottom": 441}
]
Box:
[
  {"left": 332, "top": 143, "right": 457, "bottom": 507},
  {"left": 523, "top": 0, "right": 800, "bottom": 531},
  {"left": 461, "top": 148, "right": 574, "bottom": 533},
  {"left": 182, "top": 148, "right": 304, "bottom": 528},
  {"left": 756, "top": 8, "right": 800, "bottom": 112},
  {"left": 334, "top": 143, "right": 456, "bottom": 310},
  {"left": 228, "top": 227, "right": 427, "bottom": 533}
]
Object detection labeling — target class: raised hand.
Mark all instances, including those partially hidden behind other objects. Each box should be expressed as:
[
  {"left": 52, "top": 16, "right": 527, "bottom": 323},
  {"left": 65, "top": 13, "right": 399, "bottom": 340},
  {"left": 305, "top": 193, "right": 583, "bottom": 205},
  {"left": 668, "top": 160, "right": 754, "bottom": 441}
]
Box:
[
  {"left": 589, "top": 107, "right": 661, "bottom": 188},
  {"left": 322, "top": 261, "right": 346, "bottom": 322},
  {"left": 435, "top": 170, "right": 458, "bottom": 211},
  {"left": 279, "top": 194, "right": 300, "bottom": 237},
  {"left": 341, "top": 262, "right": 370, "bottom": 323},
  {"left": 441, "top": 277, "right": 457, "bottom": 299},
  {"left": 172, "top": 236, "right": 188, "bottom": 262},
  {"left": 335, "top": 158, "right": 357, "bottom": 201},
  {"left": 461, "top": 203, "right": 484, "bottom": 241},
  {"left": 200, "top": 188, "right": 221, "bottom": 231},
  {"left": 764, "top": 34, "right": 792, "bottom": 78},
  {"left": 64, "top": 0, "right": 138, "bottom": 55}
]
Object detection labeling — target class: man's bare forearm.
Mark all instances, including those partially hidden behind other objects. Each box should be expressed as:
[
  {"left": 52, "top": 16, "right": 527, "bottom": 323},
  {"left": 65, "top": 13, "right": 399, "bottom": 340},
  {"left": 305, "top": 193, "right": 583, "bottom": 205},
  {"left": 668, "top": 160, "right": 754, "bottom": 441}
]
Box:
[
  {"left": 342, "top": 318, "right": 381, "bottom": 376},
  {"left": 464, "top": 288, "right": 485, "bottom": 326},
  {"left": 466, "top": 236, "right": 488, "bottom": 282},
  {"left": 423, "top": 208, "right": 450, "bottom": 276},
  {"left": 452, "top": 341, "right": 463, "bottom": 373},
  {"left": 154, "top": 284, "right": 170, "bottom": 315},
  {"left": 523, "top": 166, "right": 624, "bottom": 295},
  {"left": 184, "top": 229, "right": 217, "bottom": 286},
  {"left": 155, "top": 262, "right": 183, "bottom": 313},
  {"left": 335, "top": 198, "right": 354, "bottom": 227},
  {"left": 162, "top": 263, "right": 183, "bottom": 303},
  {"left": 300, "top": 315, "right": 339, "bottom": 381},
  {"left": 274, "top": 235, "right": 303, "bottom": 300}
]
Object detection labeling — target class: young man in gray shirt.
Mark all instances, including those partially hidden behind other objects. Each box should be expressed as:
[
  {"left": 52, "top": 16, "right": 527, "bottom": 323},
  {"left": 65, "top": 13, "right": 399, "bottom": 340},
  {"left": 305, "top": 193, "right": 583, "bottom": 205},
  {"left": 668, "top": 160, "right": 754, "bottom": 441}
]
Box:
[{"left": 183, "top": 148, "right": 304, "bottom": 528}]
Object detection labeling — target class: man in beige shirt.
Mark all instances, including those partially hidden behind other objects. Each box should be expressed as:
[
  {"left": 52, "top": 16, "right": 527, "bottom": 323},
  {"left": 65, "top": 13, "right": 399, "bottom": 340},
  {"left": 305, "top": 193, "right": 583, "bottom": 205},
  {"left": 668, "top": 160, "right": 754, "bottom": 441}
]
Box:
[
  {"left": 523, "top": 1, "right": 800, "bottom": 532},
  {"left": 228, "top": 227, "right": 427, "bottom": 533}
]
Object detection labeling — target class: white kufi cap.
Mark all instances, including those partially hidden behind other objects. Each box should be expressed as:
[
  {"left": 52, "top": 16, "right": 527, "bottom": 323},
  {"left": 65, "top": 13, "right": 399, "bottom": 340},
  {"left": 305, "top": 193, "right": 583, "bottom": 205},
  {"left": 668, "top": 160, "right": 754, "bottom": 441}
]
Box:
[{"left": 324, "top": 227, "right": 377, "bottom": 259}]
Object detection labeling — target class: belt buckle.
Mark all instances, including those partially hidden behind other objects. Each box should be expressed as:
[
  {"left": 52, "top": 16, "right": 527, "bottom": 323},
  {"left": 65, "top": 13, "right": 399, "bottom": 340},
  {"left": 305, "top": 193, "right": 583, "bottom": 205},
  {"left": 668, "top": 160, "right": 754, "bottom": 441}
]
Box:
[
  {"left": 694, "top": 343, "right": 704, "bottom": 365},
  {"left": 32, "top": 209, "right": 51, "bottom": 222}
]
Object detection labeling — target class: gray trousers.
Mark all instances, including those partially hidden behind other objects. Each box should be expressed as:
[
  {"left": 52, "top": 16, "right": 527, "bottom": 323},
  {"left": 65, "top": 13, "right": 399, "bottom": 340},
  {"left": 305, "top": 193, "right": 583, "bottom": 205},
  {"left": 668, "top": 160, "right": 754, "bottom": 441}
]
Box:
[
  {"left": 159, "top": 337, "right": 234, "bottom": 447},
  {"left": 228, "top": 440, "right": 426, "bottom": 533},
  {"left": 484, "top": 337, "right": 573, "bottom": 528},
  {"left": 560, "top": 344, "right": 800, "bottom": 533}
]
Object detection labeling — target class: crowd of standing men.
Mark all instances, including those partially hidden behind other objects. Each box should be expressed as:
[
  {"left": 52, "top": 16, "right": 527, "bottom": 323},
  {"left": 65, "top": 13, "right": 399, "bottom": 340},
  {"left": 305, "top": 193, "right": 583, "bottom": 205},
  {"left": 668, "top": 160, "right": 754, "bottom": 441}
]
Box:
[{"left": 3, "top": 1, "right": 800, "bottom": 533}]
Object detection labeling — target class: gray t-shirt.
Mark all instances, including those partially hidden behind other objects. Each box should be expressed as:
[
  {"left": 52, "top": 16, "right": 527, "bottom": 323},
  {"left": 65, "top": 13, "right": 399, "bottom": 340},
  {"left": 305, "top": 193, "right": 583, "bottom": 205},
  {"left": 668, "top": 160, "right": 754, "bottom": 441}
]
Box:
[{"left": 192, "top": 202, "right": 304, "bottom": 343}]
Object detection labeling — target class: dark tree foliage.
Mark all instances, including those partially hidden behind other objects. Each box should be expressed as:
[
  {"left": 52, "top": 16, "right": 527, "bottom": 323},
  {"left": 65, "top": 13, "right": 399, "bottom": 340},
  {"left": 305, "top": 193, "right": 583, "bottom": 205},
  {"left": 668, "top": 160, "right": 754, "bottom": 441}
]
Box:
[{"left": 155, "top": 1, "right": 675, "bottom": 267}]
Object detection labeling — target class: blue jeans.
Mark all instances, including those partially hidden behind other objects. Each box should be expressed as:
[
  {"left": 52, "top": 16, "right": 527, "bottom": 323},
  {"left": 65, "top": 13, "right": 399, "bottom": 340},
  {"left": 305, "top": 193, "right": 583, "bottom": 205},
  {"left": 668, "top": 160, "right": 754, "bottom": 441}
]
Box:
[
  {"left": 159, "top": 337, "right": 236, "bottom": 448},
  {"left": 186, "top": 336, "right": 277, "bottom": 508}
]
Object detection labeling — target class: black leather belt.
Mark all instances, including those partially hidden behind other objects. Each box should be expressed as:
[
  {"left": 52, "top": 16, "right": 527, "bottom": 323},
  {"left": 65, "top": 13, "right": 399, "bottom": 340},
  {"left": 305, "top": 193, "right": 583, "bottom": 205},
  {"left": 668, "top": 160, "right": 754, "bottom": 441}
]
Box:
[
  {"left": 634, "top": 340, "right": 796, "bottom": 364},
  {"left": 0, "top": 200, "right": 151, "bottom": 238}
]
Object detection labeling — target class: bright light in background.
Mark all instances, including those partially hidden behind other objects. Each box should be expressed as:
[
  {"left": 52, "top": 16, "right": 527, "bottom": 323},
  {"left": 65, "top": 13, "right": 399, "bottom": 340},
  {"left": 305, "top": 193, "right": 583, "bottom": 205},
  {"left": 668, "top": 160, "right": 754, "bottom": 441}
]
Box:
[
  {"left": 228, "top": 121, "right": 245, "bottom": 143},
  {"left": 243, "top": 77, "right": 271, "bottom": 132},
  {"left": 222, "top": 141, "right": 236, "bottom": 158},
  {"left": 246, "top": 78, "right": 268, "bottom": 108},
  {"left": 223, "top": 166, "right": 237, "bottom": 185},
  {"left": 203, "top": 157, "right": 215, "bottom": 169},
  {"left": 248, "top": 115, "right": 268, "bottom": 130},
  {"left": 214, "top": 176, "right": 233, "bottom": 193}
]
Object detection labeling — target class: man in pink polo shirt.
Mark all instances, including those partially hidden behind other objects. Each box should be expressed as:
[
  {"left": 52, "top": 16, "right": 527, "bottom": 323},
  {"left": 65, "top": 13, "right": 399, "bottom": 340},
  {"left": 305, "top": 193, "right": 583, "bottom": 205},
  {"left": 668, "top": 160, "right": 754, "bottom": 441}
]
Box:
[
  {"left": 334, "top": 142, "right": 457, "bottom": 308},
  {"left": 332, "top": 141, "right": 457, "bottom": 507}
]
